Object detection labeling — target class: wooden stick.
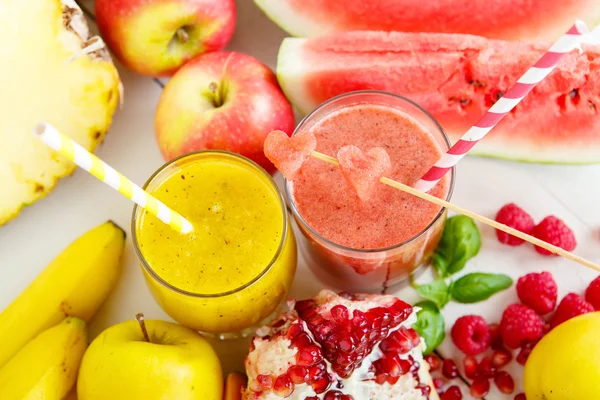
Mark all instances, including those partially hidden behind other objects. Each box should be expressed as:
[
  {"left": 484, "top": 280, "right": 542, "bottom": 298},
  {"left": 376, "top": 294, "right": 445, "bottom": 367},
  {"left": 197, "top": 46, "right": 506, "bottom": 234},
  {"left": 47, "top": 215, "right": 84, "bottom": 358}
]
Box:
[{"left": 311, "top": 151, "right": 600, "bottom": 273}]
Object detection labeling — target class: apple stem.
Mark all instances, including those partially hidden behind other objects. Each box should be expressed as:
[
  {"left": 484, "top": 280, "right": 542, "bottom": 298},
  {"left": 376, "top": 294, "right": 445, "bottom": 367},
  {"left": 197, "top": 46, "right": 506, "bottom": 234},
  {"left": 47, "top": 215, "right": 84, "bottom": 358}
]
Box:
[
  {"left": 209, "top": 81, "right": 224, "bottom": 107},
  {"left": 176, "top": 28, "right": 189, "bottom": 43},
  {"left": 135, "top": 313, "right": 152, "bottom": 343}
]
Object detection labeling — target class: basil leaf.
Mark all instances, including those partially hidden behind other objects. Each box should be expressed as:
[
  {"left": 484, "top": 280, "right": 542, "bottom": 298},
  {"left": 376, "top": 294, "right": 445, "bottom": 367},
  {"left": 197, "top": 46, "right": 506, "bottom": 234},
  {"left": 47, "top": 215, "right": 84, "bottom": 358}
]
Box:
[
  {"left": 451, "top": 273, "right": 513, "bottom": 303},
  {"left": 413, "top": 300, "right": 445, "bottom": 355},
  {"left": 433, "top": 215, "right": 481, "bottom": 278},
  {"left": 415, "top": 279, "right": 452, "bottom": 309}
]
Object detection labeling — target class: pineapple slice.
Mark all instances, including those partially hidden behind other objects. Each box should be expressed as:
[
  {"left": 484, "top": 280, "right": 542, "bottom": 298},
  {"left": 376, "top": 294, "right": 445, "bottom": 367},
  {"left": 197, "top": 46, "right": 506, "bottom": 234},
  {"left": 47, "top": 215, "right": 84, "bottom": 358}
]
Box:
[{"left": 0, "top": 0, "right": 121, "bottom": 224}]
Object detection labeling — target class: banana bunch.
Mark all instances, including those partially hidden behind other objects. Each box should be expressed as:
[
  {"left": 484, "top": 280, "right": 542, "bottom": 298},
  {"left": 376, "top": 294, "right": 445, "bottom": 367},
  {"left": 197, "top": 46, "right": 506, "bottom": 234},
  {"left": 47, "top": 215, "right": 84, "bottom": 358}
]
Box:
[{"left": 0, "top": 221, "right": 126, "bottom": 399}]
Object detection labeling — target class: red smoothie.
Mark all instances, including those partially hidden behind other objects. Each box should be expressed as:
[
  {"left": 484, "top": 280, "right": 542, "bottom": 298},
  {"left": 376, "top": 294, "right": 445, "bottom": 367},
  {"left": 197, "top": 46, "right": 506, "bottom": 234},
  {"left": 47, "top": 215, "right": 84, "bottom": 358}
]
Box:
[{"left": 287, "top": 92, "right": 453, "bottom": 291}]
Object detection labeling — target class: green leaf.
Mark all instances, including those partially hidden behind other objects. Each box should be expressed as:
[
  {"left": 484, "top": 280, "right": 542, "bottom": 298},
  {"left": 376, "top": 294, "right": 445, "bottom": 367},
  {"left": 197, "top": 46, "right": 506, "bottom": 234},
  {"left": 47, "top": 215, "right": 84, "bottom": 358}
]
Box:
[
  {"left": 433, "top": 215, "right": 481, "bottom": 278},
  {"left": 413, "top": 300, "right": 445, "bottom": 355},
  {"left": 415, "top": 279, "right": 452, "bottom": 309},
  {"left": 451, "top": 273, "right": 513, "bottom": 303}
]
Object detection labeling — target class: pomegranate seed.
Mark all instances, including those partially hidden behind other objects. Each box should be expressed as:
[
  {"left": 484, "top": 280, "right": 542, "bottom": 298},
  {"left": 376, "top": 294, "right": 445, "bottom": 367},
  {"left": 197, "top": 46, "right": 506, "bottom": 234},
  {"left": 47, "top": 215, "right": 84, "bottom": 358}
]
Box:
[
  {"left": 306, "top": 397, "right": 319, "bottom": 400},
  {"left": 387, "top": 375, "right": 400, "bottom": 384},
  {"left": 425, "top": 354, "right": 441, "bottom": 371},
  {"left": 375, "top": 374, "right": 388, "bottom": 384},
  {"left": 418, "top": 384, "right": 431, "bottom": 396},
  {"left": 442, "top": 359, "right": 459, "bottom": 379},
  {"left": 478, "top": 356, "right": 496, "bottom": 378},
  {"left": 315, "top": 321, "right": 336, "bottom": 339},
  {"left": 470, "top": 377, "right": 491, "bottom": 398},
  {"left": 515, "top": 393, "right": 527, "bottom": 400},
  {"left": 492, "top": 348, "right": 512, "bottom": 368},
  {"left": 341, "top": 395, "right": 353, "bottom": 400},
  {"left": 286, "top": 323, "right": 303, "bottom": 340},
  {"left": 433, "top": 378, "right": 444, "bottom": 390},
  {"left": 441, "top": 385, "right": 463, "bottom": 400},
  {"left": 335, "top": 352, "right": 354, "bottom": 367},
  {"left": 273, "top": 374, "right": 294, "bottom": 397},
  {"left": 288, "top": 366, "right": 309, "bottom": 384},
  {"left": 494, "top": 371, "right": 515, "bottom": 394},
  {"left": 380, "top": 328, "right": 413, "bottom": 354},
  {"left": 464, "top": 355, "right": 479, "bottom": 379},
  {"left": 406, "top": 328, "right": 422, "bottom": 347},
  {"left": 256, "top": 374, "right": 273, "bottom": 389},
  {"left": 517, "top": 341, "right": 536, "bottom": 365},
  {"left": 390, "top": 299, "right": 413, "bottom": 324},
  {"left": 352, "top": 310, "right": 368, "bottom": 327},
  {"left": 489, "top": 323, "right": 503, "bottom": 350},
  {"left": 338, "top": 335, "right": 355, "bottom": 352},
  {"left": 308, "top": 363, "right": 326, "bottom": 381},
  {"left": 324, "top": 390, "right": 344, "bottom": 400},
  {"left": 310, "top": 375, "right": 331, "bottom": 394},
  {"left": 330, "top": 305, "right": 349, "bottom": 322},
  {"left": 292, "top": 332, "right": 312, "bottom": 349},
  {"left": 295, "top": 299, "right": 315, "bottom": 312},
  {"left": 374, "top": 354, "right": 410, "bottom": 378},
  {"left": 298, "top": 345, "right": 323, "bottom": 366}
]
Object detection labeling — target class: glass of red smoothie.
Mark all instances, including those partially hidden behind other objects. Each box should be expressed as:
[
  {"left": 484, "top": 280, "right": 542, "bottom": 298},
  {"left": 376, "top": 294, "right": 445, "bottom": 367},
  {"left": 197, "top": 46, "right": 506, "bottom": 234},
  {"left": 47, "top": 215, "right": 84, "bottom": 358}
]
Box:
[{"left": 286, "top": 91, "right": 455, "bottom": 292}]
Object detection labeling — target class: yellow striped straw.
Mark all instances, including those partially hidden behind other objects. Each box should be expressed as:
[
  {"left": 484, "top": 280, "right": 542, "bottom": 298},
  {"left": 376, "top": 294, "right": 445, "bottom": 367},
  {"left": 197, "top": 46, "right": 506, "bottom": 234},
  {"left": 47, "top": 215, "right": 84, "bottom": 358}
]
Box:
[{"left": 33, "top": 122, "right": 193, "bottom": 234}]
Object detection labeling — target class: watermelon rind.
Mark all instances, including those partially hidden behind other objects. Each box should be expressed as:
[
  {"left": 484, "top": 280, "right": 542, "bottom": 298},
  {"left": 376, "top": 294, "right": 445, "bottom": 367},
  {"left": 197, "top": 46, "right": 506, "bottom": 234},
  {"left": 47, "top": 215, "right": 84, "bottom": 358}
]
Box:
[
  {"left": 277, "top": 38, "right": 316, "bottom": 114},
  {"left": 276, "top": 37, "right": 600, "bottom": 164},
  {"left": 254, "top": 0, "right": 329, "bottom": 37}
]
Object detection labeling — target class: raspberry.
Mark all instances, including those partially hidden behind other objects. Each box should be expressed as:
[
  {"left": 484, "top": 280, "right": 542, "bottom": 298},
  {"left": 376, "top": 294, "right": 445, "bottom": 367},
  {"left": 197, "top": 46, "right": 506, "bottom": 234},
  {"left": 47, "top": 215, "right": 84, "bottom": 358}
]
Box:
[
  {"left": 551, "top": 292, "right": 595, "bottom": 328},
  {"left": 499, "top": 304, "right": 544, "bottom": 349},
  {"left": 585, "top": 276, "right": 600, "bottom": 310},
  {"left": 516, "top": 272, "right": 558, "bottom": 314},
  {"left": 450, "top": 315, "right": 491, "bottom": 356},
  {"left": 494, "top": 203, "right": 534, "bottom": 246},
  {"left": 531, "top": 216, "right": 576, "bottom": 256}
]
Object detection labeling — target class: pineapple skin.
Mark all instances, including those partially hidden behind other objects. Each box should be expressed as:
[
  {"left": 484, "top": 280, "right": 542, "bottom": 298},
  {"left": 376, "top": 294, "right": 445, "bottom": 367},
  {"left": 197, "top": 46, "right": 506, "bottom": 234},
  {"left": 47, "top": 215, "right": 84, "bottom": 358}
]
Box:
[{"left": 0, "top": 0, "right": 121, "bottom": 225}]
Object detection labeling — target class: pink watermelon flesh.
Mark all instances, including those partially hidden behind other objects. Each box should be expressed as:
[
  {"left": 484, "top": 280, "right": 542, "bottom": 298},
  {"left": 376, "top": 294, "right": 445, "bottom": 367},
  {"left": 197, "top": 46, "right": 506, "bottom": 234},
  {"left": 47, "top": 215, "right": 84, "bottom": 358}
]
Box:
[
  {"left": 337, "top": 145, "right": 392, "bottom": 201},
  {"left": 277, "top": 31, "right": 600, "bottom": 164},
  {"left": 264, "top": 129, "right": 317, "bottom": 179},
  {"left": 255, "top": 0, "right": 600, "bottom": 42}
]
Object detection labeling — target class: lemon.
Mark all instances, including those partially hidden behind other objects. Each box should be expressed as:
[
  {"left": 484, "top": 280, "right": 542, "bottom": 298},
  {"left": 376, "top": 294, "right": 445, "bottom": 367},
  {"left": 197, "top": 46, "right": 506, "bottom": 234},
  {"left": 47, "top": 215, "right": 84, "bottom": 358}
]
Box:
[{"left": 524, "top": 312, "right": 600, "bottom": 399}]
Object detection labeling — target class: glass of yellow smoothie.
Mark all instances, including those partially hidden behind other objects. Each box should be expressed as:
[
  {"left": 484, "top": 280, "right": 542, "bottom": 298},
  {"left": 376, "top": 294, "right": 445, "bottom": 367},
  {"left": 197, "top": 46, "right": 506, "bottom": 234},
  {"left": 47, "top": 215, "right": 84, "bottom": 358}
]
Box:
[{"left": 132, "top": 151, "right": 297, "bottom": 337}]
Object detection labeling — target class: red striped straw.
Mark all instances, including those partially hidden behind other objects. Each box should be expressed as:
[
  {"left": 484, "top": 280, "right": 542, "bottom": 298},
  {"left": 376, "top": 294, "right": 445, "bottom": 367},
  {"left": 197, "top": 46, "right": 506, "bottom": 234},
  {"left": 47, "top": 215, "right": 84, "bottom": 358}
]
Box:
[{"left": 414, "top": 20, "right": 590, "bottom": 193}]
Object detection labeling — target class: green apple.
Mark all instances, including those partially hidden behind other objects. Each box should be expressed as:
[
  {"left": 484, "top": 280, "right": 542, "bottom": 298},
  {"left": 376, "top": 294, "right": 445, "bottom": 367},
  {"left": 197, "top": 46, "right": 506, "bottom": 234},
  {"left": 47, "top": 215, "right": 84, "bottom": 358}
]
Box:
[{"left": 77, "top": 315, "right": 222, "bottom": 400}]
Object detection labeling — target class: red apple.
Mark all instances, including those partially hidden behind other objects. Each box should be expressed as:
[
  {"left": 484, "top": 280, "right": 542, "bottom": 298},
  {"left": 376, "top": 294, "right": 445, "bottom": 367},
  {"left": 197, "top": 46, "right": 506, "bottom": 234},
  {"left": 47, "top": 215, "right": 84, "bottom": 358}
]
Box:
[
  {"left": 95, "top": 0, "right": 236, "bottom": 76},
  {"left": 155, "top": 51, "right": 295, "bottom": 173}
]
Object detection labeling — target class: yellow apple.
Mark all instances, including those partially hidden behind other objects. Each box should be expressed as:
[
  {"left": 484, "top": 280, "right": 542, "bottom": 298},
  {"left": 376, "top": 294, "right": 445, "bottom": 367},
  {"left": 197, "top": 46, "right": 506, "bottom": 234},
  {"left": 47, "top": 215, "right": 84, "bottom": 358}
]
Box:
[{"left": 77, "top": 315, "right": 222, "bottom": 400}]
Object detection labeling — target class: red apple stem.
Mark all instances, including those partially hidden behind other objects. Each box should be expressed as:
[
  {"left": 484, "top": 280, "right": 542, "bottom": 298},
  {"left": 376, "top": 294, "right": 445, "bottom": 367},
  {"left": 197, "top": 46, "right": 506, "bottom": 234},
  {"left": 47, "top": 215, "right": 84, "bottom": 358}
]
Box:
[
  {"left": 135, "top": 313, "right": 152, "bottom": 343},
  {"left": 209, "top": 82, "right": 224, "bottom": 107},
  {"left": 175, "top": 28, "right": 189, "bottom": 43}
]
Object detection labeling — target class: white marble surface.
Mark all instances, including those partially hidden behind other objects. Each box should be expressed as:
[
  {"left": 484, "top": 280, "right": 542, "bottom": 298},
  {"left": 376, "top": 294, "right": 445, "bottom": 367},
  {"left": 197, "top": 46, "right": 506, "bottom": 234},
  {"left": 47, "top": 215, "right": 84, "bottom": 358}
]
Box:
[{"left": 1, "top": 1, "right": 599, "bottom": 399}]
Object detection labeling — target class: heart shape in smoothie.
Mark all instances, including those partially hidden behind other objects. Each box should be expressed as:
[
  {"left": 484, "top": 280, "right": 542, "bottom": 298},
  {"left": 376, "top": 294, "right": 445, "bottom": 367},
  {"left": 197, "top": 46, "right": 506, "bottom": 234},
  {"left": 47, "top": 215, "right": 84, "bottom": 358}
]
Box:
[
  {"left": 264, "top": 130, "right": 317, "bottom": 179},
  {"left": 337, "top": 145, "right": 391, "bottom": 201}
]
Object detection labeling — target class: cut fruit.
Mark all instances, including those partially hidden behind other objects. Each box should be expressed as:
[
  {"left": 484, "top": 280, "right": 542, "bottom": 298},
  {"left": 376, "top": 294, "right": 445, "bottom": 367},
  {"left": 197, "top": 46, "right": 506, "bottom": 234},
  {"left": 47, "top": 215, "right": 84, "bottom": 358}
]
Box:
[
  {"left": 244, "top": 290, "right": 439, "bottom": 399},
  {"left": 277, "top": 31, "right": 600, "bottom": 164},
  {"left": 0, "top": 0, "right": 121, "bottom": 224},
  {"left": 255, "top": 0, "right": 600, "bottom": 42},
  {"left": 337, "top": 145, "right": 391, "bottom": 201},
  {"left": 264, "top": 130, "right": 317, "bottom": 179}
]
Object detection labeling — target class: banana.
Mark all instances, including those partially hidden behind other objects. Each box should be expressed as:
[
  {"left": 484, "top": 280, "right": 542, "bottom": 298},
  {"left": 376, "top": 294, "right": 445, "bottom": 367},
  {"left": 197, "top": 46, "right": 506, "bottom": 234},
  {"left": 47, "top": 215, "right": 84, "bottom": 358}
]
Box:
[
  {"left": 0, "top": 317, "right": 88, "bottom": 400},
  {"left": 0, "top": 221, "right": 125, "bottom": 367}
]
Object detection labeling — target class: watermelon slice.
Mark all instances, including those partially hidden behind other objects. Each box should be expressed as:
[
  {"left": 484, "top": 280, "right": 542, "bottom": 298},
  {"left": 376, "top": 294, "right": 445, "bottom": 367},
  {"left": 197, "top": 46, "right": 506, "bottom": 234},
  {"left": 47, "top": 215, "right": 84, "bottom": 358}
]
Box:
[
  {"left": 255, "top": 0, "right": 600, "bottom": 42},
  {"left": 337, "top": 145, "right": 392, "bottom": 201},
  {"left": 277, "top": 31, "right": 600, "bottom": 164}
]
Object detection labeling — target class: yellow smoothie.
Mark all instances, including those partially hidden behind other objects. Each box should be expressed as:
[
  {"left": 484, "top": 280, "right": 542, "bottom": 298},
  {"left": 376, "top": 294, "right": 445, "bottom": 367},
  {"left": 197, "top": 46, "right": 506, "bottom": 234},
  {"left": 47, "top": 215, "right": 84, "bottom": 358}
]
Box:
[{"left": 133, "top": 151, "right": 297, "bottom": 334}]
